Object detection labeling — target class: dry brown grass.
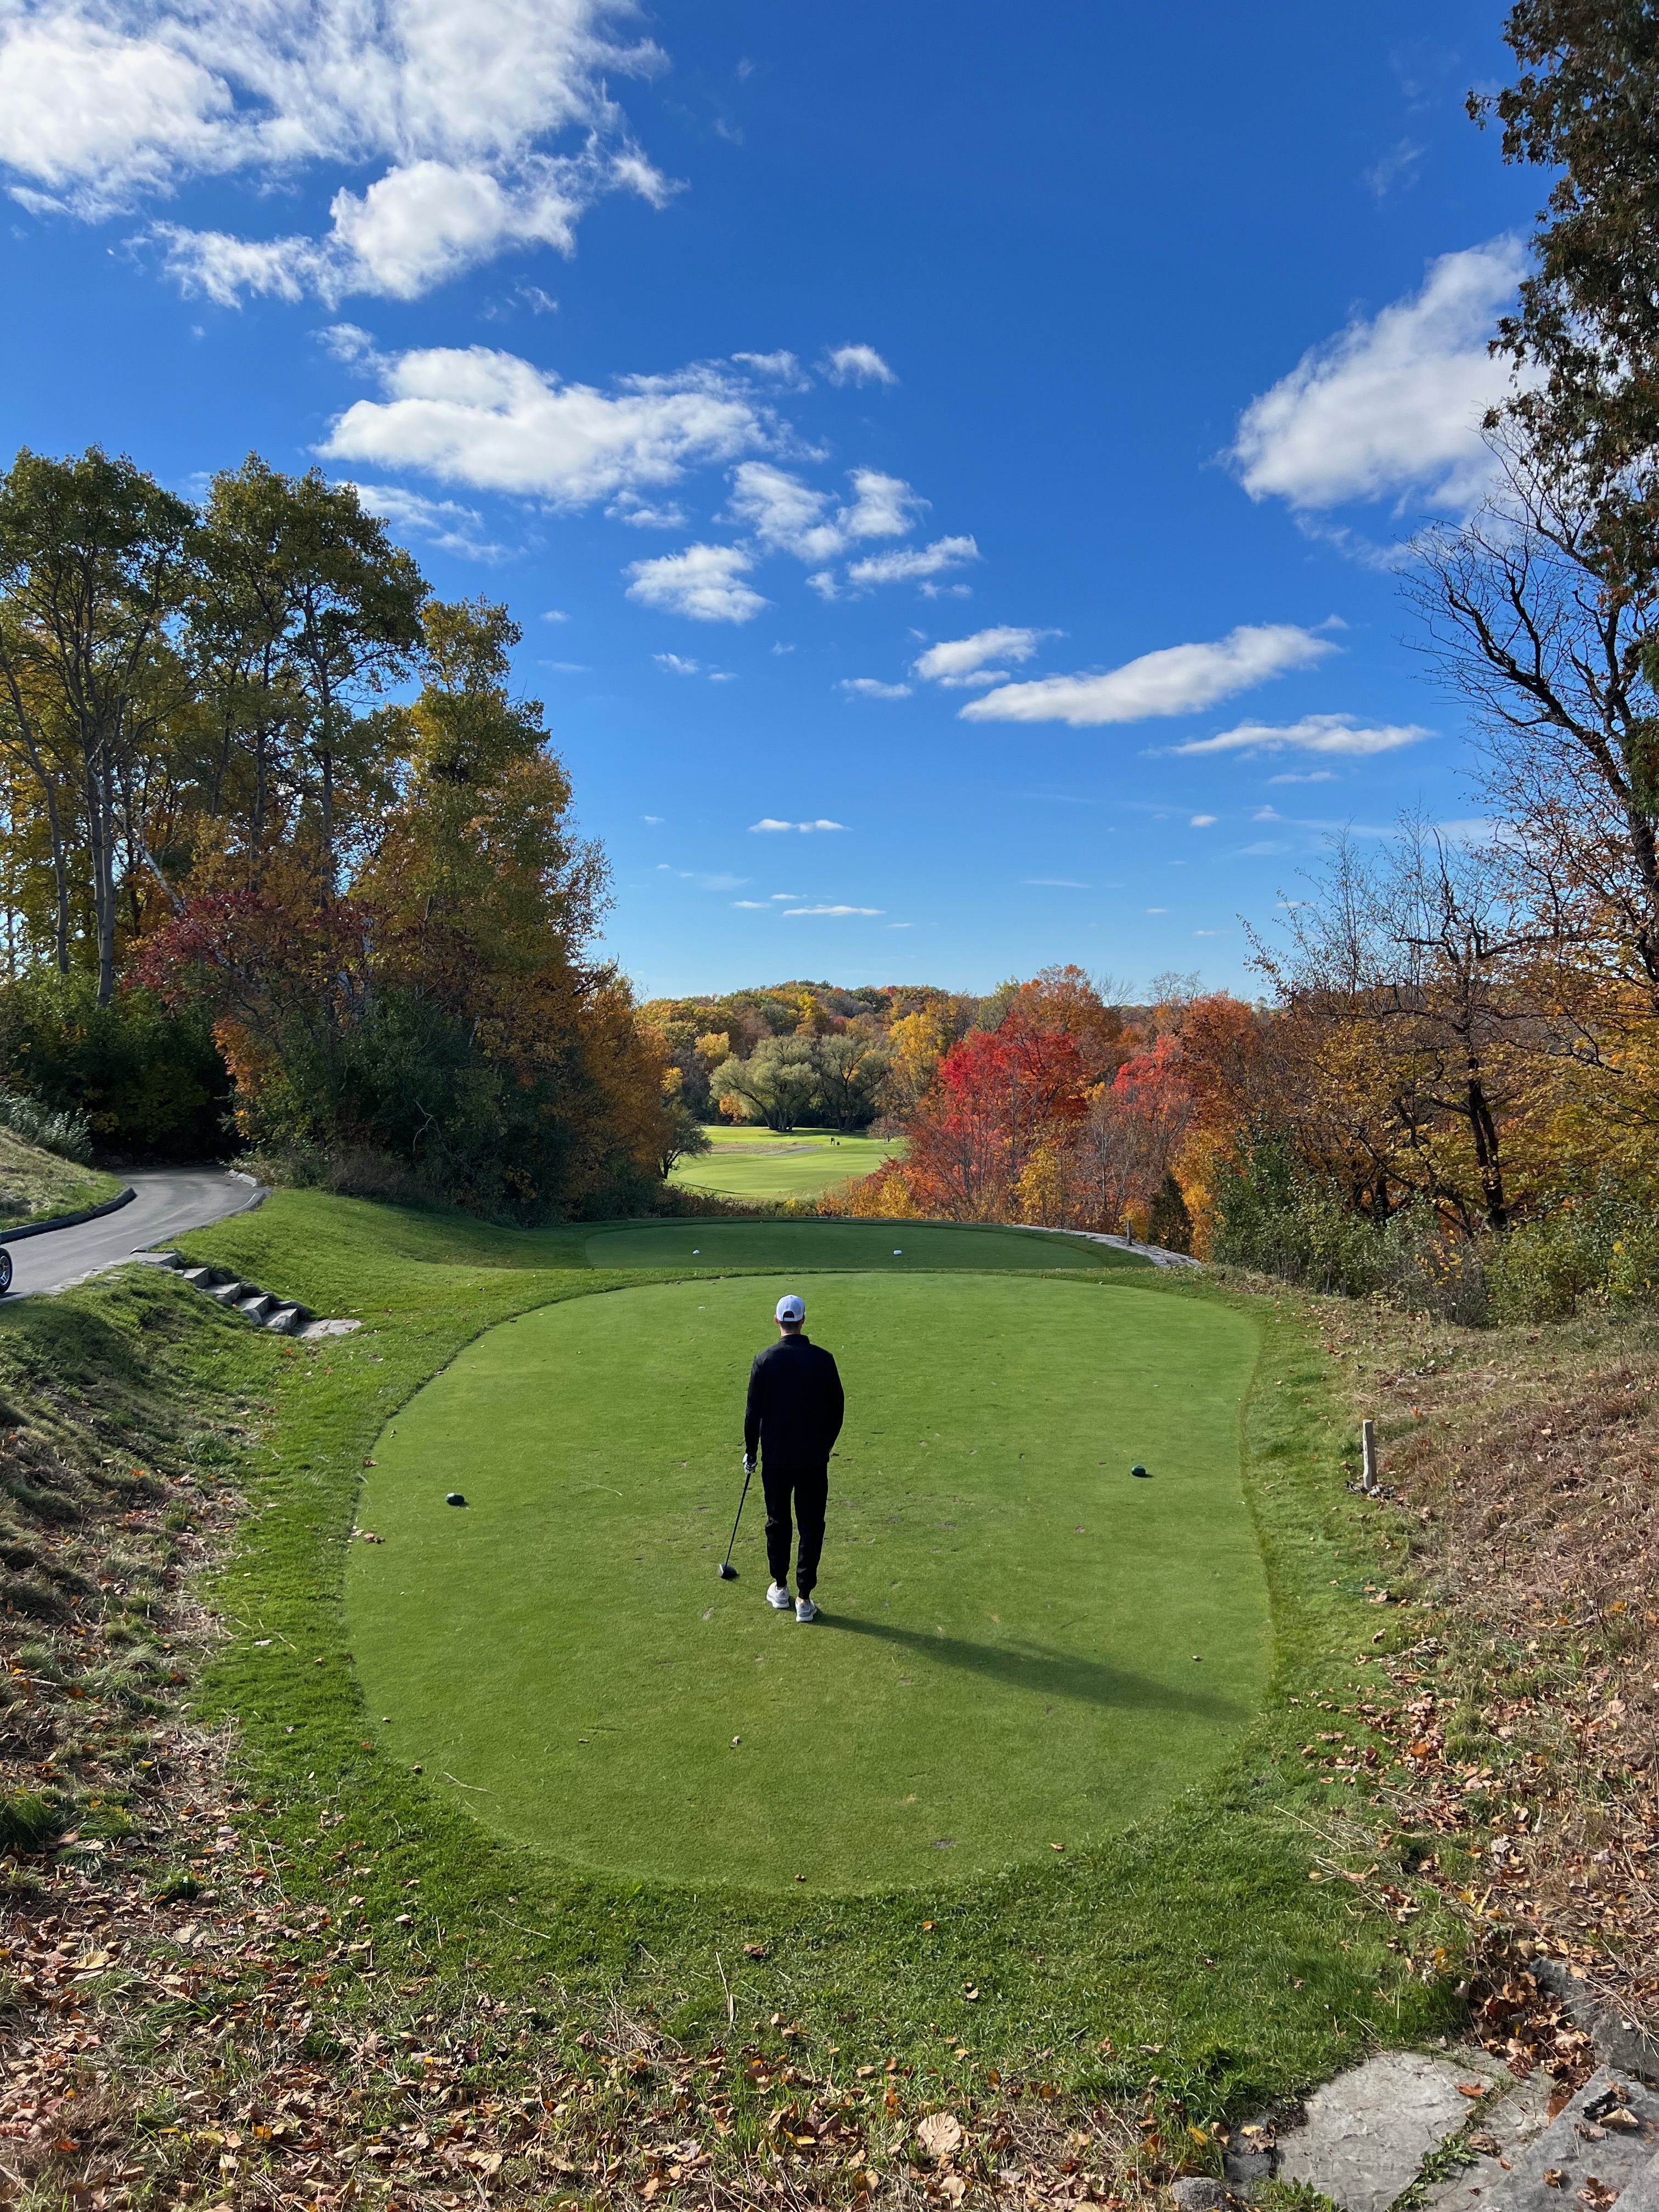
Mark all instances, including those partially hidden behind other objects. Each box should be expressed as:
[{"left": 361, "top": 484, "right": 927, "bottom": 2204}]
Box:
[{"left": 1295, "top": 1289, "right": 1659, "bottom": 2043}]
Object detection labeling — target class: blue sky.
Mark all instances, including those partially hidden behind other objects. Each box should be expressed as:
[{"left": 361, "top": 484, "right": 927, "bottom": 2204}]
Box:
[{"left": 0, "top": 0, "right": 1541, "bottom": 996}]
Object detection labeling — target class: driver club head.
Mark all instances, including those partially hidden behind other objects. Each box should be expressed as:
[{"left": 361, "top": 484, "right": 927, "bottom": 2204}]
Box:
[{"left": 716, "top": 1561, "right": 738, "bottom": 1581}]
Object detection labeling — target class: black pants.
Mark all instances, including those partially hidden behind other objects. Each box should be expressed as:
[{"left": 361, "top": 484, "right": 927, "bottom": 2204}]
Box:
[{"left": 762, "top": 1461, "right": 828, "bottom": 1595}]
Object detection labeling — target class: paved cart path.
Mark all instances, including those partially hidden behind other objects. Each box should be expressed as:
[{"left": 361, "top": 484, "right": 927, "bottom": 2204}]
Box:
[{"left": 2, "top": 1167, "right": 261, "bottom": 1300}]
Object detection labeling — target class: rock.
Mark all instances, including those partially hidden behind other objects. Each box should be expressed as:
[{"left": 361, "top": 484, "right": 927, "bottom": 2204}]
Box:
[
  {"left": 1170, "top": 2181, "right": 1230, "bottom": 2210},
  {"left": 1272, "top": 2050, "right": 1502, "bottom": 2212},
  {"left": 1419, "top": 2065, "right": 1555, "bottom": 2210}
]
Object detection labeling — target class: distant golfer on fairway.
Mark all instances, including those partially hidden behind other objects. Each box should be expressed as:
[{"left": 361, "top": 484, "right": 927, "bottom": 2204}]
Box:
[{"left": 743, "top": 1293, "right": 844, "bottom": 1623}]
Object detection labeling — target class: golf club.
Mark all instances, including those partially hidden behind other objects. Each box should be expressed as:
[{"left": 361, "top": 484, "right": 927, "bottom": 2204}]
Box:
[{"left": 716, "top": 1460, "right": 754, "bottom": 1579}]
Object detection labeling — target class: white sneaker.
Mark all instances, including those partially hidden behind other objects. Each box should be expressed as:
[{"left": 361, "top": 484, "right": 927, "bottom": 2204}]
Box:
[
  {"left": 795, "top": 1596, "right": 819, "bottom": 1623},
  {"left": 766, "top": 1582, "right": 792, "bottom": 1610}
]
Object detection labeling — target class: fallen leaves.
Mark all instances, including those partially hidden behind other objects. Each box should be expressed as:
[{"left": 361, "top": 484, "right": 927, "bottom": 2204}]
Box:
[{"left": 916, "top": 2111, "right": 964, "bottom": 2160}]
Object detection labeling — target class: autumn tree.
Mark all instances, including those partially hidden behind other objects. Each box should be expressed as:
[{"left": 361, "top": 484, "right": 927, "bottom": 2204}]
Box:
[{"left": 0, "top": 449, "right": 194, "bottom": 1001}]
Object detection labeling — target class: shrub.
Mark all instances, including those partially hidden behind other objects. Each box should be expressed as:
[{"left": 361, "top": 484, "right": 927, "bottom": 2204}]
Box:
[
  {"left": 1212, "top": 1128, "right": 1489, "bottom": 1322},
  {"left": 1485, "top": 1178, "right": 1659, "bottom": 1324},
  {"left": 0, "top": 1089, "right": 92, "bottom": 1163},
  {"left": 1147, "top": 1171, "right": 1194, "bottom": 1254},
  {"left": 0, "top": 971, "right": 231, "bottom": 1159}
]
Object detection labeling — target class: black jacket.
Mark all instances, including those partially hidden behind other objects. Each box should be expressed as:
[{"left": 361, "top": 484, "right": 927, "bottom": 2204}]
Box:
[{"left": 744, "top": 1333, "right": 844, "bottom": 1467}]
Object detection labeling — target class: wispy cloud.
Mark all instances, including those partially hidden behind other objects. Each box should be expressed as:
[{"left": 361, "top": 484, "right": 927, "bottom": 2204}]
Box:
[
  {"left": 962, "top": 623, "right": 1335, "bottom": 727},
  {"left": 656, "top": 864, "right": 747, "bottom": 890},
  {"left": 913, "top": 625, "right": 1052, "bottom": 688},
  {"left": 1166, "top": 713, "right": 1432, "bottom": 759},
  {"left": 349, "top": 481, "right": 507, "bottom": 560},
  {"left": 783, "top": 904, "right": 883, "bottom": 916},
  {"left": 1025, "top": 877, "right": 1090, "bottom": 888},
  {"left": 749, "top": 817, "right": 847, "bottom": 833},
  {"left": 845, "top": 535, "right": 978, "bottom": 588},
  {"left": 729, "top": 462, "right": 923, "bottom": 563},
  {"left": 824, "top": 343, "right": 896, "bottom": 387},
  {"left": 838, "top": 677, "right": 912, "bottom": 701}
]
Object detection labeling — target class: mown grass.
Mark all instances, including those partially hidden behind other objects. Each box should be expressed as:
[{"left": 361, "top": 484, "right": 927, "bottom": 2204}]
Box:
[
  {"left": 143, "top": 1189, "right": 1466, "bottom": 2123},
  {"left": 670, "top": 1128, "right": 898, "bottom": 1203},
  {"left": 0, "top": 1123, "right": 125, "bottom": 1227}
]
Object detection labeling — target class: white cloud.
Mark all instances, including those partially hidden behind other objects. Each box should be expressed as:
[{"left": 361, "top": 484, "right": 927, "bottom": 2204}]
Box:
[
  {"left": 962, "top": 623, "right": 1334, "bottom": 727},
  {"left": 825, "top": 343, "right": 896, "bottom": 387},
  {"left": 845, "top": 535, "right": 979, "bottom": 588},
  {"left": 653, "top": 652, "right": 701, "bottom": 674},
  {"left": 1145, "top": 906, "right": 1168, "bottom": 915},
  {"left": 913, "top": 626, "right": 1050, "bottom": 687},
  {"left": 1268, "top": 769, "right": 1338, "bottom": 784},
  {"left": 1364, "top": 137, "right": 1425, "bottom": 199},
  {"left": 1167, "top": 713, "right": 1432, "bottom": 759},
  {"left": 626, "top": 543, "right": 766, "bottom": 623},
  {"left": 783, "top": 904, "right": 882, "bottom": 917},
  {"left": 608, "top": 490, "right": 687, "bottom": 527},
  {"left": 542, "top": 606, "right": 569, "bottom": 622},
  {"left": 349, "top": 481, "right": 506, "bottom": 559},
  {"left": 320, "top": 346, "right": 768, "bottom": 503},
  {"left": 1230, "top": 240, "right": 1526, "bottom": 512},
  {"left": 838, "top": 678, "right": 912, "bottom": 701},
  {"left": 1239, "top": 840, "right": 1290, "bottom": 856},
  {"left": 726, "top": 462, "right": 922, "bottom": 563},
  {"left": 731, "top": 899, "right": 769, "bottom": 909},
  {"left": 642, "top": 813, "right": 663, "bottom": 822},
  {"left": 731, "top": 349, "right": 808, "bottom": 387},
  {"left": 1025, "top": 878, "right": 1090, "bottom": 888},
  {"left": 1189, "top": 814, "right": 1217, "bottom": 827},
  {"left": 748, "top": 819, "right": 847, "bottom": 833},
  {"left": 0, "top": 0, "right": 674, "bottom": 301},
  {"left": 656, "top": 865, "right": 746, "bottom": 890}
]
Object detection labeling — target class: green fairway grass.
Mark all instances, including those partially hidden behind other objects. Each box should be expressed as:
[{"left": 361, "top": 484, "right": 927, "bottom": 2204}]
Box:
[
  {"left": 669, "top": 1125, "right": 898, "bottom": 1200},
  {"left": 585, "top": 1216, "right": 1148, "bottom": 1270},
  {"left": 346, "top": 1273, "right": 1264, "bottom": 1888},
  {"left": 146, "top": 1189, "right": 1466, "bottom": 2110}
]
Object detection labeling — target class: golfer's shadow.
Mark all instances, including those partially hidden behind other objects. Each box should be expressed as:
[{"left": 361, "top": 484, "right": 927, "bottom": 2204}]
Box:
[{"left": 825, "top": 1615, "right": 1240, "bottom": 1720}]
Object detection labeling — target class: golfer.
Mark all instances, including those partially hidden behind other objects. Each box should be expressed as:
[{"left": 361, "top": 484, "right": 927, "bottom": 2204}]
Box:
[{"left": 743, "top": 1293, "right": 844, "bottom": 1622}]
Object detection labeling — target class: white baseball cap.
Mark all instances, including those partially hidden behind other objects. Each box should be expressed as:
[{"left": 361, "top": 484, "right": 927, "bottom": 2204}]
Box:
[{"left": 775, "top": 1294, "right": 805, "bottom": 1323}]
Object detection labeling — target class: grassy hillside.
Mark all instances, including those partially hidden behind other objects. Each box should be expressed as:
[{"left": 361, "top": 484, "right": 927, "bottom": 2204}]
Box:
[
  {"left": 12, "top": 1189, "right": 1641, "bottom": 2202},
  {"left": 0, "top": 1123, "right": 125, "bottom": 1228}
]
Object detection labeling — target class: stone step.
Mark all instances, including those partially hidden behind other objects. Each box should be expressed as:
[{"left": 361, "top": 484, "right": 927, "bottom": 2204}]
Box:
[
  {"left": 207, "top": 1280, "right": 247, "bottom": 1304},
  {"left": 1475, "top": 2068, "right": 1659, "bottom": 2211},
  {"left": 1243, "top": 2049, "right": 1507, "bottom": 2212},
  {"left": 1421, "top": 2068, "right": 1556, "bottom": 2209},
  {"left": 1618, "top": 2151, "right": 1659, "bottom": 2210},
  {"left": 265, "top": 1305, "right": 306, "bottom": 1335},
  {"left": 236, "top": 1292, "right": 275, "bottom": 1322},
  {"left": 179, "top": 1267, "right": 215, "bottom": 1288}
]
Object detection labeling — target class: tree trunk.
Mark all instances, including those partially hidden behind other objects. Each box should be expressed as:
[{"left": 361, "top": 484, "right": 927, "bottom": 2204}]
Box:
[{"left": 1466, "top": 1071, "right": 1508, "bottom": 1232}]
